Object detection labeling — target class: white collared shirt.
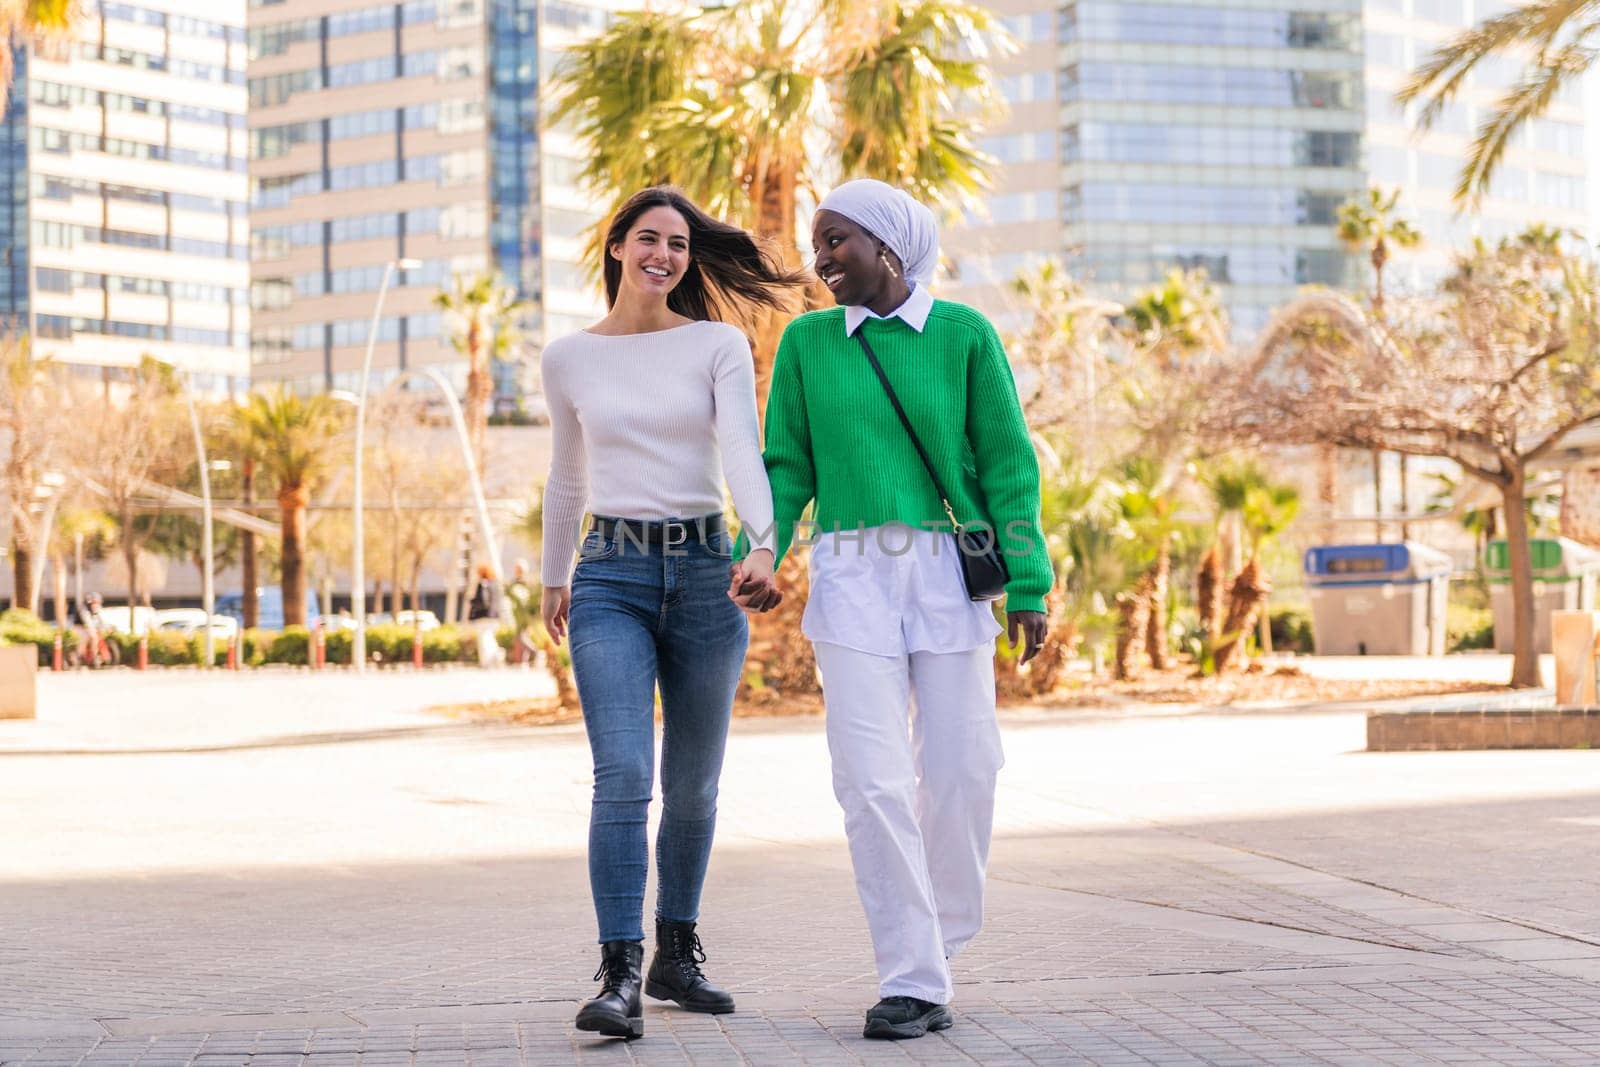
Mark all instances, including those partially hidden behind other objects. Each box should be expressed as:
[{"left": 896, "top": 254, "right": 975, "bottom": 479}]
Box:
[
  {"left": 810, "top": 285, "right": 1002, "bottom": 657},
  {"left": 844, "top": 283, "right": 933, "bottom": 336}
]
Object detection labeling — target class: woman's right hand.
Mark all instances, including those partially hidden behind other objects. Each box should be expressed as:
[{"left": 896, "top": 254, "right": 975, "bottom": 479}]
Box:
[
  {"left": 542, "top": 585, "right": 571, "bottom": 645},
  {"left": 728, "top": 549, "right": 782, "bottom": 613}
]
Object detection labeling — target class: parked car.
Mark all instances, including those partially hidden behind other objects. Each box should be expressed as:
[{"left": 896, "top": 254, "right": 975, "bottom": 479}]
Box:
[
  {"left": 153, "top": 609, "right": 240, "bottom": 639},
  {"left": 214, "top": 589, "right": 321, "bottom": 631},
  {"left": 393, "top": 609, "right": 440, "bottom": 631},
  {"left": 98, "top": 605, "right": 156, "bottom": 636}
]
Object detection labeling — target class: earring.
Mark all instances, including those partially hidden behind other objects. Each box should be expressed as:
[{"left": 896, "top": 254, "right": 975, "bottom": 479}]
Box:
[{"left": 878, "top": 249, "right": 899, "bottom": 279}]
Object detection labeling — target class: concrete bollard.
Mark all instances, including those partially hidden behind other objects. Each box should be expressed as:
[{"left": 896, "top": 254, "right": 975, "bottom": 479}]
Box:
[
  {"left": 0, "top": 644, "right": 37, "bottom": 719},
  {"left": 1551, "top": 610, "right": 1600, "bottom": 705}
]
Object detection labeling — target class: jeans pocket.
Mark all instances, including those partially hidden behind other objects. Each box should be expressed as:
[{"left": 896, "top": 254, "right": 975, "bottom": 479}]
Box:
[
  {"left": 705, "top": 531, "right": 734, "bottom": 559},
  {"left": 577, "top": 532, "right": 619, "bottom": 563}
]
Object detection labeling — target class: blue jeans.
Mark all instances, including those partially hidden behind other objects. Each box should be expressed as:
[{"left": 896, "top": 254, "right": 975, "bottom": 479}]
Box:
[{"left": 567, "top": 521, "right": 749, "bottom": 943}]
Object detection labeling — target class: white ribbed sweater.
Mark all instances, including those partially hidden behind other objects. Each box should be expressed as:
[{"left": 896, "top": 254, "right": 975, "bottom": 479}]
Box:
[{"left": 539, "top": 321, "right": 776, "bottom": 587}]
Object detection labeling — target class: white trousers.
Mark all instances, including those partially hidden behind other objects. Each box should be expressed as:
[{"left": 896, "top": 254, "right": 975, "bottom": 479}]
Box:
[{"left": 814, "top": 640, "right": 1005, "bottom": 1005}]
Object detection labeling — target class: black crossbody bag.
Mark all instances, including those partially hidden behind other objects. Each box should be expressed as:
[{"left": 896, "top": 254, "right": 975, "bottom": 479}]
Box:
[{"left": 854, "top": 331, "right": 1010, "bottom": 602}]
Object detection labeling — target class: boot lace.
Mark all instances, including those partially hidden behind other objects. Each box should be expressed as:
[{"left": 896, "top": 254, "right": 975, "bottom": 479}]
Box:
[
  {"left": 671, "top": 929, "right": 709, "bottom": 979},
  {"left": 592, "top": 953, "right": 629, "bottom": 994}
]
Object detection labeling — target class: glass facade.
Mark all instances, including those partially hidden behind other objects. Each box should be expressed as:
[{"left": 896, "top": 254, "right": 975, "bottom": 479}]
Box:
[
  {"left": 488, "top": 0, "right": 539, "bottom": 410},
  {"left": 1361, "top": 0, "right": 1588, "bottom": 290},
  {"left": 489, "top": 0, "right": 538, "bottom": 298},
  {"left": 249, "top": 0, "right": 552, "bottom": 395},
  {"left": 10, "top": 3, "right": 251, "bottom": 384},
  {"left": 1062, "top": 64, "right": 1359, "bottom": 110},
  {"left": 0, "top": 49, "right": 28, "bottom": 325},
  {"left": 1059, "top": 0, "right": 1364, "bottom": 332},
  {"left": 1060, "top": 3, "right": 1358, "bottom": 50},
  {"left": 1065, "top": 125, "right": 1360, "bottom": 169}
]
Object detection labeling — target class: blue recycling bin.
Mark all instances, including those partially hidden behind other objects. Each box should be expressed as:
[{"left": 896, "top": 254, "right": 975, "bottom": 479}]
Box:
[{"left": 1304, "top": 542, "right": 1452, "bottom": 655}]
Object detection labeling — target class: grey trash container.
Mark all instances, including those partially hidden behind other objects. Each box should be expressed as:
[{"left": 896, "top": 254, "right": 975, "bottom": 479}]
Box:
[
  {"left": 1305, "top": 542, "right": 1452, "bottom": 656},
  {"left": 1486, "top": 537, "right": 1600, "bottom": 655}
]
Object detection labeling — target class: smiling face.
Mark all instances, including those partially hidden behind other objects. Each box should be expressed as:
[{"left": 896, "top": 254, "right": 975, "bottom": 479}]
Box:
[
  {"left": 609, "top": 205, "right": 691, "bottom": 300},
  {"left": 812, "top": 209, "right": 898, "bottom": 308}
]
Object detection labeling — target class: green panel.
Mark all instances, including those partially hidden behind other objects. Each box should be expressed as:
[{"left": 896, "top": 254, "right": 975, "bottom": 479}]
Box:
[{"left": 1484, "top": 538, "right": 1564, "bottom": 575}]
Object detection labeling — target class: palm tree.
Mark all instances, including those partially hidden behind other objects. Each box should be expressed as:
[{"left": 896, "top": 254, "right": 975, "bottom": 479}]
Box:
[
  {"left": 433, "top": 272, "right": 527, "bottom": 479},
  {"left": 234, "top": 389, "right": 345, "bottom": 629},
  {"left": 1336, "top": 187, "right": 1421, "bottom": 323},
  {"left": 1207, "top": 463, "right": 1300, "bottom": 672},
  {"left": 551, "top": 0, "right": 1007, "bottom": 392},
  {"left": 1110, "top": 459, "right": 1180, "bottom": 679},
  {"left": 1337, "top": 188, "right": 1421, "bottom": 540},
  {"left": 1121, "top": 268, "right": 1229, "bottom": 363},
  {"left": 1119, "top": 269, "right": 1229, "bottom": 670},
  {"left": 45, "top": 505, "right": 113, "bottom": 626},
  {"left": 0, "top": 1, "right": 77, "bottom": 112},
  {"left": 1043, "top": 463, "right": 1126, "bottom": 676},
  {"left": 1398, "top": 2, "right": 1592, "bottom": 203},
  {"left": 553, "top": 0, "right": 1007, "bottom": 698}
]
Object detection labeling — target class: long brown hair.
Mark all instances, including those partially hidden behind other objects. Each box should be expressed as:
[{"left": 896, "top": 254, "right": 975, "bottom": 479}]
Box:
[{"left": 602, "top": 186, "right": 808, "bottom": 321}]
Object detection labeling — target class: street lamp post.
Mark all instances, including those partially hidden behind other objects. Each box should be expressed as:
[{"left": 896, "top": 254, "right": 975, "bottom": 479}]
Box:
[
  {"left": 27, "top": 472, "right": 66, "bottom": 617},
  {"left": 351, "top": 258, "right": 422, "bottom": 672},
  {"left": 155, "top": 356, "right": 216, "bottom": 668}
]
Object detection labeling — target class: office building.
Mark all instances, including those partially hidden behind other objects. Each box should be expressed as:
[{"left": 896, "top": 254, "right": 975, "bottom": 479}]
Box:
[
  {"left": 0, "top": 0, "right": 251, "bottom": 389},
  {"left": 1364, "top": 0, "right": 1588, "bottom": 287},
  {"left": 246, "top": 0, "right": 618, "bottom": 400},
  {"left": 945, "top": 0, "right": 1587, "bottom": 334}
]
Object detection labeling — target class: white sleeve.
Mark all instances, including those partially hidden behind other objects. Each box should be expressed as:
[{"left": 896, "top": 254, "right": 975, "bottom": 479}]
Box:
[
  {"left": 710, "top": 329, "right": 776, "bottom": 552},
  {"left": 539, "top": 345, "right": 590, "bottom": 588}
]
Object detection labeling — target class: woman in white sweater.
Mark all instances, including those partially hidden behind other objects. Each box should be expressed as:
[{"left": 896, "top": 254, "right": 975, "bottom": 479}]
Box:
[{"left": 540, "top": 186, "right": 805, "bottom": 1041}]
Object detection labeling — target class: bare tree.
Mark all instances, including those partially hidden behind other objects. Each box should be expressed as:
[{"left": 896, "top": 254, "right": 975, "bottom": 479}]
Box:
[
  {"left": 76, "top": 360, "right": 187, "bottom": 612},
  {"left": 0, "top": 338, "right": 70, "bottom": 612},
  {"left": 1221, "top": 233, "right": 1600, "bottom": 688}
]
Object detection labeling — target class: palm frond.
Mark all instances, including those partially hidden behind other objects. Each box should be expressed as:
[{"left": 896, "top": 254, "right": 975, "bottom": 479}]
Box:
[
  {"left": 834, "top": 0, "right": 1008, "bottom": 211},
  {"left": 1456, "top": 42, "right": 1592, "bottom": 203}
]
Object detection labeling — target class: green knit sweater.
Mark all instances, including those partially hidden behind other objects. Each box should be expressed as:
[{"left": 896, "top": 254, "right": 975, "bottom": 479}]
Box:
[{"left": 756, "top": 300, "right": 1053, "bottom": 614}]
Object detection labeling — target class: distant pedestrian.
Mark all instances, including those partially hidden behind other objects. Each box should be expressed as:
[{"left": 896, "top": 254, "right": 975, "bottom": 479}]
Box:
[
  {"left": 467, "top": 564, "right": 500, "bottom": 667},
  {"left": 540, "top": 186, "right": 805, "bottom": 1040}
]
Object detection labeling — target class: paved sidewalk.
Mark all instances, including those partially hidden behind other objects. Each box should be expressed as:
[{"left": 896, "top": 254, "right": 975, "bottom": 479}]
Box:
[{"left": 2, "top": 673, "right": 1598, "bottom": 1064}]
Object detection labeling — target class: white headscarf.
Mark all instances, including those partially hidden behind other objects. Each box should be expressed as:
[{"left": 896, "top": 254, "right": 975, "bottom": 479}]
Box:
[{"left": 816, "top": 179, "right": 939, "bottom": 286}]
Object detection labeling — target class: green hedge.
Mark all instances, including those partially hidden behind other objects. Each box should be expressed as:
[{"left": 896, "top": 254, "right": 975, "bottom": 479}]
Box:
[
  {"left": 265, "top": 626, "right": 311, "bottom": 665},
  {"left": 1268, "top": 605, "right": 1315, "bottom": 655},
  {"left": 0, "top": 609, "right": 74, "bottom": 666},
  {"left": 2, "top": 612, "right": 520, "bottom": 670},
  {"left": 1448, "top": 603, "right": 1494, "bottom": 652}
]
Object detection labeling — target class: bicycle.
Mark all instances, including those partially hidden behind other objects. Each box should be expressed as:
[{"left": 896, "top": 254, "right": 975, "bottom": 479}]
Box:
[{"left": 67, "top": 627, "right": 123, "bottom": 669}]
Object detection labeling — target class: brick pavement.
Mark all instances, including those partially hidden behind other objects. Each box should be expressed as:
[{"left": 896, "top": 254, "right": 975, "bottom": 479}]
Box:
[{"left": 2, "top": 673, "right": 1599, "bottom": 1063}]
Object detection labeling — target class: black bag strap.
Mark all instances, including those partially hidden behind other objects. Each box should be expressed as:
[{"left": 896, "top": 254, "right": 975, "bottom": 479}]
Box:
[{"left": 854, "top": 330, "right": 960, "bottom": 529}]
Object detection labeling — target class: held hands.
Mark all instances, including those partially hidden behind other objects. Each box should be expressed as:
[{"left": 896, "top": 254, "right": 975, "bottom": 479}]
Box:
[
  {"left": 727, "top": 549, "right": 783, "bottom": 613},
  {"left": 1007, "top": 610, "right": 1047, "bottom": 665},
  {"left": 542, "top": 585, "right": 572, "bottom": 646}
]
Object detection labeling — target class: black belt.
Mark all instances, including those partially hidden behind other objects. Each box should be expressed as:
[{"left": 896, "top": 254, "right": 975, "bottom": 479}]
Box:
[{"left": 591, "top": 514, "right": 725, "bottom": 546}]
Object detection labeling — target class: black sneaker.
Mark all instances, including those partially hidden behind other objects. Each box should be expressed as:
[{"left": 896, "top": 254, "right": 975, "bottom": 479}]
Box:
[{"left": 863, "top": 996, "right": 953, "bottom": 1040}]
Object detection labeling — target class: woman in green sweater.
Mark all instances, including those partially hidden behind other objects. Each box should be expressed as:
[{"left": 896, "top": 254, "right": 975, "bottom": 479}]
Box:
[{"left": 732, "top": 179, "right": 1051, "bottom": 1040}]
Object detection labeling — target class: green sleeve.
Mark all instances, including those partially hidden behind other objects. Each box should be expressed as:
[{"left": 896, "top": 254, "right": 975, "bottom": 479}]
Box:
[
  {"left": 744, "top": 327, "right": 816, "bottom": 566},
  {"left": 965, "top": 319, "right": 1053, "bottom": 613}
]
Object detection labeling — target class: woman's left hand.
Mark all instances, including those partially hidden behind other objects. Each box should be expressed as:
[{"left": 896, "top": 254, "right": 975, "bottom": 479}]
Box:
[{"left": 1006, "top": 610, "right": 1047, "bottom": 664}]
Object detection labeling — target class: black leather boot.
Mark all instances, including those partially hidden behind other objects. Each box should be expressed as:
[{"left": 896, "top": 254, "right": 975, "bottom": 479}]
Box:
[
  {"left": 645, "top": 919, "right": 735, "bottom": 1013},
  {"left": 574, "top": 940, "right": 644, "bottom": 1039}
]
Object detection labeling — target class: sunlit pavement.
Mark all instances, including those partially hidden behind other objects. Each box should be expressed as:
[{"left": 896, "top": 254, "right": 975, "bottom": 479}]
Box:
[{"left": 2, "top": 668, "right": 1598, "bottom": 1064}]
